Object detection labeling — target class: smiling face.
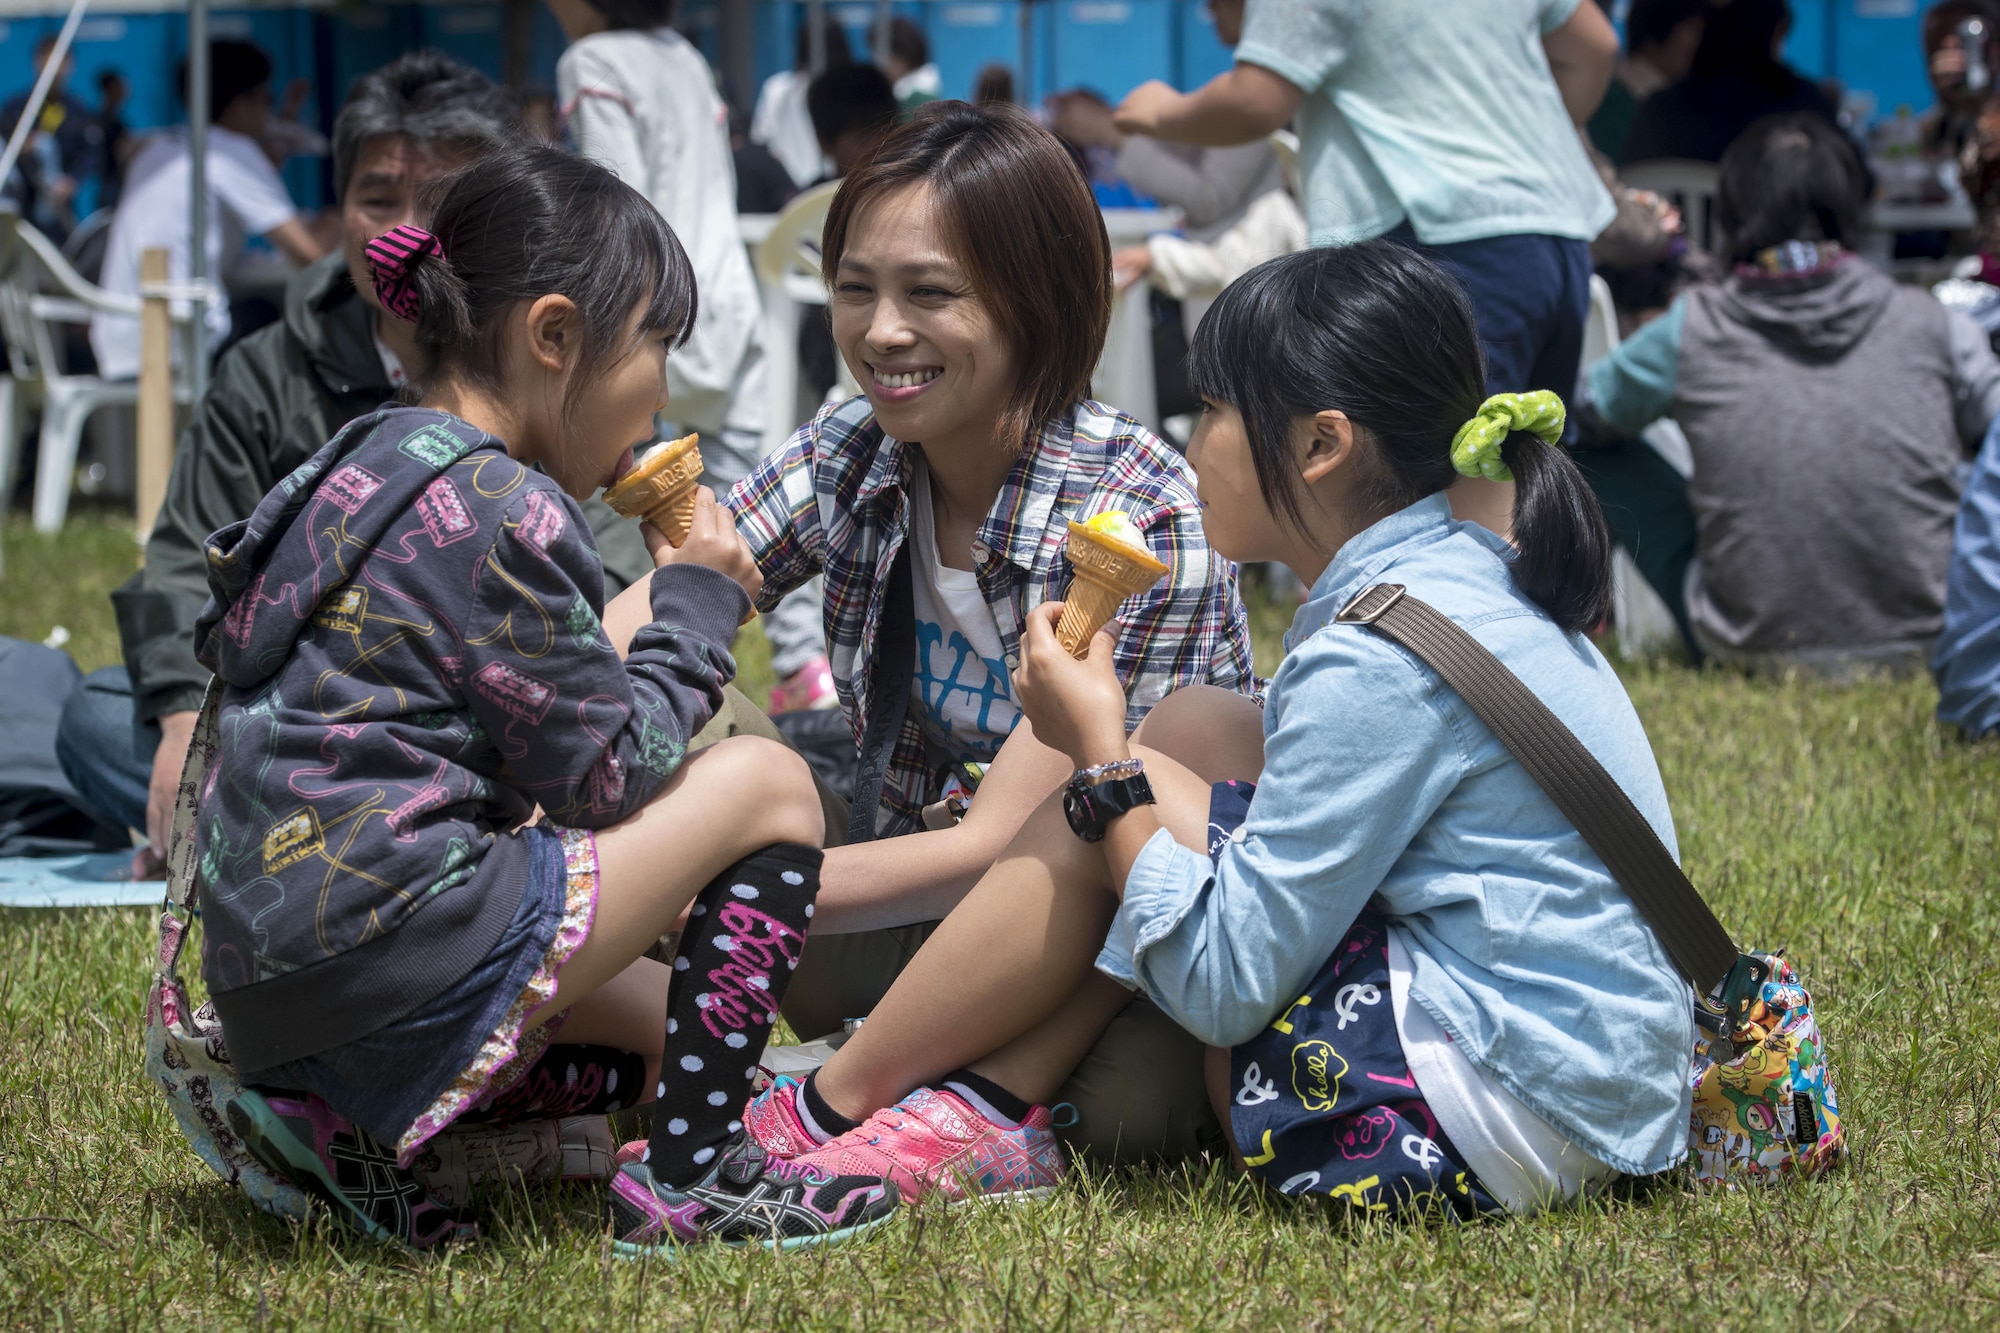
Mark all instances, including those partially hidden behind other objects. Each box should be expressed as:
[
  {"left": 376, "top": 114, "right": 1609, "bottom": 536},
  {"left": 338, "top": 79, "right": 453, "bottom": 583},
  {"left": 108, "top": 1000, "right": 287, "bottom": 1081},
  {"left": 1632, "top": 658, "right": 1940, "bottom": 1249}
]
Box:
[{"left": 830, "top": 182, "right": 1020, "bottom": 455}]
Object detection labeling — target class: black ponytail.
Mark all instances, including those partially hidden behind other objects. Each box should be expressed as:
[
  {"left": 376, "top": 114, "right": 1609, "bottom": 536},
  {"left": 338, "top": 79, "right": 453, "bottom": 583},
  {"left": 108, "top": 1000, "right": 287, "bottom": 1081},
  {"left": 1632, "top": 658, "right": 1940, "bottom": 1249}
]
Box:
[
  {"left": 405, "top": 249, "right": 475, "bottom": 358},
  {"left": 1501, "top": 432, "right": 1612, "bottom": 634},
  {"left": 1187, "top": 241, "right": 1611, "bottom": 635}
]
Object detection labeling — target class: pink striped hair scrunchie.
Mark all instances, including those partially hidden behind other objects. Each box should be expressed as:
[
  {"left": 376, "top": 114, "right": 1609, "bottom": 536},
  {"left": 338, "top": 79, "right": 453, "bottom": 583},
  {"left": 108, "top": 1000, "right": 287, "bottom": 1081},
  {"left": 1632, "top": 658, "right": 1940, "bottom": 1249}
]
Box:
[{"left": 365, "top": 225, "right": 446, "bottom": 323}]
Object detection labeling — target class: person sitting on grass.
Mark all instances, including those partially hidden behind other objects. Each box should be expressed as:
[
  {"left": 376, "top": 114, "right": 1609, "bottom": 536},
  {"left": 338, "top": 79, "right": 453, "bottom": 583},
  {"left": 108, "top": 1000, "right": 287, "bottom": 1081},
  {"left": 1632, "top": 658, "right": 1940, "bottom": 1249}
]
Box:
[
  {"left": 736, "top": 242, "right": 1694, "bottom": 1219},
  {"left": 190, "top": 145, "right": 898, "bottom": 1253},
  {"left": 1934, "top": 417, "right": 2000, "bottom": 736},
  {"left": 1584, "top": 112, "right": 2000, "bottom": 678},
  {"left": 600, "top": 101, "right": 1255, "bottom": 1170}
]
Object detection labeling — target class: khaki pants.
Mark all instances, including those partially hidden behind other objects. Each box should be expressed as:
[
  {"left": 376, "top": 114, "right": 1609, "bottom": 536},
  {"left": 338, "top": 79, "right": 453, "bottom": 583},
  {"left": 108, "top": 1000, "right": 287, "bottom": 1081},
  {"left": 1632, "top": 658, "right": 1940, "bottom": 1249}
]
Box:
[
  {"left": 704, "top": 687, "right": 1221, "bottom": 1166},
  {"left": 783, "top": 922, "right": 1224, "bottom": 1168},
  {"left": 691, "top": 685, "right": 847, "bottom": 848}
]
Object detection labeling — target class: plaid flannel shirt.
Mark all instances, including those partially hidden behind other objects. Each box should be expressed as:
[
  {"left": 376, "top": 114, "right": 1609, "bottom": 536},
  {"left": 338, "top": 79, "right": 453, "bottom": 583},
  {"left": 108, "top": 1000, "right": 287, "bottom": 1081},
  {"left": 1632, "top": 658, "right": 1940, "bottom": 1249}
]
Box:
[{"left": 731, "top": 395, "right": 1256, "bottom": 836}]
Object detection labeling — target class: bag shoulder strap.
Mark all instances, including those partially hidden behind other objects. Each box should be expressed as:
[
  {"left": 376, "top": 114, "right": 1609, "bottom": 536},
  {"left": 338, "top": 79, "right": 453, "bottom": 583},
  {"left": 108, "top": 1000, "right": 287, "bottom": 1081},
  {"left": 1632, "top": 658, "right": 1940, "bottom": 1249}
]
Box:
[
  {"left": 157, "top": 680, "right": 224, "bottom": 978},
  {"left": 1337, "top": 583, "right": 1737, "bottom": 994},
  {"left": 846, "top": 541, "right": 916, "bottom": 844}
]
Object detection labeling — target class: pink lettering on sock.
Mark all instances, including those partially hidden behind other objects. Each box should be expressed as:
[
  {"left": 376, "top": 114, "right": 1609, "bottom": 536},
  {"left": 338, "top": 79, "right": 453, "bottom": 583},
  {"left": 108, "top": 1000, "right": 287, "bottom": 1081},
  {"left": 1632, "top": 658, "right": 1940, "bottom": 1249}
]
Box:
[{"left": 697, "top": 903, "right": 806, "bottom": 1039}]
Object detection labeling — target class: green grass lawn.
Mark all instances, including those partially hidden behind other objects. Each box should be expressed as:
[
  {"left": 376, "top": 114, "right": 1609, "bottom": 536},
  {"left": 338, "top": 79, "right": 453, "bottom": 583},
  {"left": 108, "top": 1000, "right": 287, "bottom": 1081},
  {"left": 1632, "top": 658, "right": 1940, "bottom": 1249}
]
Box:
[{"left": 3, "top": 513, "right": 1999, "bottom": 1329}]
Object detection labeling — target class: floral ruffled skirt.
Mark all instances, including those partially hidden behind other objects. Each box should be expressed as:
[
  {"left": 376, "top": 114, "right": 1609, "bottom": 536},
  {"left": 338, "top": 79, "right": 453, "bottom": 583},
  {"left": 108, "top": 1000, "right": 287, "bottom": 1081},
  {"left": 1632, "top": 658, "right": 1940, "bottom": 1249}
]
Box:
[{"left": 254, "top": 825, "right": 602, "bottom": 1165}]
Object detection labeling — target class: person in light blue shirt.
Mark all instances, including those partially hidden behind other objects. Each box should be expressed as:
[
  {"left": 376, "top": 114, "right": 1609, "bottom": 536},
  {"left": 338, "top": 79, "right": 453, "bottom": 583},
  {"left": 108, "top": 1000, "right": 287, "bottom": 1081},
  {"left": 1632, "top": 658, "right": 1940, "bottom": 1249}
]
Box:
[
  {"left": 1935, "top": 416, "right": 2000, "bottom": 736},
  {"left": 735, "top": 243, "right": 1694, "bottom": 1219},
  {"left": 1109, "top": 0, "right": 1621, "bottom": 538}
]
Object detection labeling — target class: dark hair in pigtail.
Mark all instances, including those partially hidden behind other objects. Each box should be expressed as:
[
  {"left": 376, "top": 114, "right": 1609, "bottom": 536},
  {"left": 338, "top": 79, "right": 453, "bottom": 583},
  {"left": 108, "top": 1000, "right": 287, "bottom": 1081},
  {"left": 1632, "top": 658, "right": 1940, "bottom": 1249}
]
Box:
[
  {"left": 404, "top": 248, "right": 474, "bottom": 357},
  {"left": 1498, "top": 432, "right": 1612, "bottom": 634},
  {"left": 1187, "top": 241, "right": 1610, "bottom": 635},
  {"left": 374, "top": 144, "right": 696, "bottom": 418}
]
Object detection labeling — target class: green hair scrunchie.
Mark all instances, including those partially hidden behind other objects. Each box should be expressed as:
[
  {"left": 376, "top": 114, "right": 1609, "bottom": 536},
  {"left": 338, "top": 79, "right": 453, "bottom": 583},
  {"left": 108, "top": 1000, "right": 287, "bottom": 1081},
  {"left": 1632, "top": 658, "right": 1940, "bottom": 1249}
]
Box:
[{"left": 1449, "top": 390, "right": 1567, "bottom": 483}]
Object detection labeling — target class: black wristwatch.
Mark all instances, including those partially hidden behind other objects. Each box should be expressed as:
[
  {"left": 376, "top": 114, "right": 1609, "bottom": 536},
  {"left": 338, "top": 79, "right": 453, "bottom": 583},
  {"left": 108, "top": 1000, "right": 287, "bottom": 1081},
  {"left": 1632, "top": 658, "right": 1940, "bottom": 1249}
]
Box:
[{"left": 1063, "top": 759, "right": 1156, "bottom": 843}]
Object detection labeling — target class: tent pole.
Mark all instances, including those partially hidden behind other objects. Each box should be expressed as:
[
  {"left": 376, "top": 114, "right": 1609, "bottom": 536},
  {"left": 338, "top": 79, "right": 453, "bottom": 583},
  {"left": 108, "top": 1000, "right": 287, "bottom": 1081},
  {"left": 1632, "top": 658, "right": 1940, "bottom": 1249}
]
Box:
[
  {"left": 187, "top": 0, "right": 209, "bottom": 405},
  {"left": 1019, "top": 0, "right": 1033, "bottom": 105},
  {"left": 807, "top": 0, "right": 827, "bottom": 76},
  {"left": 0, "top": 0, "right": 94, "bottom": 190}
]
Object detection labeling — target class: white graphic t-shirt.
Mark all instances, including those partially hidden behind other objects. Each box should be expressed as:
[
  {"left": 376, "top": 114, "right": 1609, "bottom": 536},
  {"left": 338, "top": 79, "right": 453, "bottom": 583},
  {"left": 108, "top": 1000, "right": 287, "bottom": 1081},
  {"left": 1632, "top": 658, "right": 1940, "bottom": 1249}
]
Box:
[{"left": 908, "top": 461, "right": 1021, "bottom": 764}]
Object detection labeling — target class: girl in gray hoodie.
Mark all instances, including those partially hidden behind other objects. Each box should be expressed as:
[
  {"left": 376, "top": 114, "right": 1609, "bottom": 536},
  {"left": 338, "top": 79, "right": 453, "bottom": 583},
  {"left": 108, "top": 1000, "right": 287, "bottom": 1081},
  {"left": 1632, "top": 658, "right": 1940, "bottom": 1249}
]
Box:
[{"left": 192, "top": 145, "right": 897, "bottom": 1253}]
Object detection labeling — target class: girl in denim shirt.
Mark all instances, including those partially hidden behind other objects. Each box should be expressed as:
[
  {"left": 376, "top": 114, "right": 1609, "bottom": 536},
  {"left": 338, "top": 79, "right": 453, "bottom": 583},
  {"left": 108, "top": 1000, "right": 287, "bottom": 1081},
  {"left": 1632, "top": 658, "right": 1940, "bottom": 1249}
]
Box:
[{"left": 740, "top": 242, "right": 1693, "bottom": 1218}]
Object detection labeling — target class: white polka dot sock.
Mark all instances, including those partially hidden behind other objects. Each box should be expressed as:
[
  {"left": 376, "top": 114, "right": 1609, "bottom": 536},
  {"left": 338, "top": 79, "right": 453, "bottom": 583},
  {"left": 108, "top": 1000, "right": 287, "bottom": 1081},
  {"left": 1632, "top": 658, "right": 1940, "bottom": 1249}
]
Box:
[{"left": 646, "top": 843, "right": 821, "bottom": 1187}]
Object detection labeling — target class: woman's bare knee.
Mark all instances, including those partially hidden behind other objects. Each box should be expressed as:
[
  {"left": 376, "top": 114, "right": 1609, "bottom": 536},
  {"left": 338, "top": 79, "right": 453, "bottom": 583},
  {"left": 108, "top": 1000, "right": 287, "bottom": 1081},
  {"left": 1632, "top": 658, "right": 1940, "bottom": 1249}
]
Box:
[
  {"left": 698, "top": 734, "right": 823, "bottom": 849},
  {"left": 1131, "top": 686, "right": 1265, "bottom": 783}
]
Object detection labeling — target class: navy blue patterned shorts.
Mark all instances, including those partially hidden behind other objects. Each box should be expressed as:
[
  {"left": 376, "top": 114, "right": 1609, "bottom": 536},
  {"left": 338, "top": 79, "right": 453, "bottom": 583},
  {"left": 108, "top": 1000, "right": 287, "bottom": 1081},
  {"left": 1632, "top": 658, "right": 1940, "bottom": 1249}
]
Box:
[{"left": 1210, "top": 781, "right": 1501, "bottom": 1222}]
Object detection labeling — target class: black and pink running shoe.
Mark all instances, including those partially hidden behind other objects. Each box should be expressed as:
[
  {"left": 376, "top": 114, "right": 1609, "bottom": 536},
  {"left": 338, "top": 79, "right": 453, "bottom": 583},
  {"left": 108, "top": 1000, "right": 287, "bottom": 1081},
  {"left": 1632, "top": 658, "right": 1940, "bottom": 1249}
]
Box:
[
  {"left": 226, "top": 1089, "right": 476, "bottom": 1250},
  {"left": 606, "top": 1133, "right": 898, "bottom": 1256}
]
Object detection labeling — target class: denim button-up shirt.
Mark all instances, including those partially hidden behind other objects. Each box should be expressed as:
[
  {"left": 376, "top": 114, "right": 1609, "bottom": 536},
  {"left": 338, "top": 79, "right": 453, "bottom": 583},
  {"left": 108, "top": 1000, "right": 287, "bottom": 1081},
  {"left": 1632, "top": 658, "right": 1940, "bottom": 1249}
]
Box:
[{"left": 1098, "top": 495, "right": 1695, "bottom": 1176}]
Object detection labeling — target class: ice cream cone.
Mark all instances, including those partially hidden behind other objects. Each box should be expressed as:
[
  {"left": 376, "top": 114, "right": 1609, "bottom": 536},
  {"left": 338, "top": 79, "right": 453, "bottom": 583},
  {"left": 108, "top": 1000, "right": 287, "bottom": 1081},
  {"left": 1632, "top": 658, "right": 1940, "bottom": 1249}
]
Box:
[
  {"left": 1055, "top": 519, "right": 1168, "bottom": 658},
  {"left": 602, "top": 433, "right": 704, "bottom": 545}
]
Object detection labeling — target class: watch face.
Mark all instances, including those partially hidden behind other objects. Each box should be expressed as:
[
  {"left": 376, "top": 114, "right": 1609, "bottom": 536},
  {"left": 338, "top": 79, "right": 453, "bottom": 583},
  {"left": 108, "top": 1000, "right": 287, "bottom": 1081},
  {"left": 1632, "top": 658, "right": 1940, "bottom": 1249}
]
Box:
[{"left": 1063, "top": 785, "right": 1103, "bottom": 841}]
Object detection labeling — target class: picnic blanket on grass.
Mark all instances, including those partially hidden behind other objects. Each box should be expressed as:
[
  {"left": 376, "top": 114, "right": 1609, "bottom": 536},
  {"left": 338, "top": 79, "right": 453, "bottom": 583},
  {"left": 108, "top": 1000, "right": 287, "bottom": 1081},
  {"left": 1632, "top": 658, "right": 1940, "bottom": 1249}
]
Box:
[{"left": 0, "top": 851, "right": 162, "bottom": 907}]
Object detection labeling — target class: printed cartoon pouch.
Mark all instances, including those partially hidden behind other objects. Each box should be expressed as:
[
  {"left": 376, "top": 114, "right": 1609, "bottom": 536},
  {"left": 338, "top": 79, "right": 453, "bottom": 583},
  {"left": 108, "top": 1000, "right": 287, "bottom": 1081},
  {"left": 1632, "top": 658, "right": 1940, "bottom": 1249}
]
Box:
[
  {"left": 142, "top": 684, "right": 312, "bottom": 1220},
  {"left": 1687, "top": 950, "right": 1845, "bottom": 1186}
]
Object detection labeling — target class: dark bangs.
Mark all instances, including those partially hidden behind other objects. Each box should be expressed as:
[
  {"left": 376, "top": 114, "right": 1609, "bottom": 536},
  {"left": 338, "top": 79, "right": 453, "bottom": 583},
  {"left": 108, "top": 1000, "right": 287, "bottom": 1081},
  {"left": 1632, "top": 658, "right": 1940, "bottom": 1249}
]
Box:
[
  {"left": 1188, "top": 243, "right": 1609, "bottom": 635},
  {"left": 1187, "top": 245, "right": 1481, "bottom": 534},
  {"left": 592, "top": 176, "right": 698, "bottom": 352}
]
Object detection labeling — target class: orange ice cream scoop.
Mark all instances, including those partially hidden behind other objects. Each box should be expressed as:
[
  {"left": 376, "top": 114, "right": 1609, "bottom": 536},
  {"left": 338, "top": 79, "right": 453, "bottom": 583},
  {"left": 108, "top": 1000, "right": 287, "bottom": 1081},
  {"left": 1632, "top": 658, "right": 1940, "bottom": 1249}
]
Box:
[{"left": 1055, "top": 514, "right": 1168, "bottom": 658}]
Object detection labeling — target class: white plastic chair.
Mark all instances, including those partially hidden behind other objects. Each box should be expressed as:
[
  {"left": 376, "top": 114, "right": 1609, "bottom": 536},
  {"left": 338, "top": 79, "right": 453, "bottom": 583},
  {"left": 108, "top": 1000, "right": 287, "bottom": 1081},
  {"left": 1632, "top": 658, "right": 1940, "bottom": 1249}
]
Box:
[
  {"left": 1268, "top": 129, "right": 1300, "bottom": 194},
  {"left": 0, "top": 214, "right": 193, "bottom": 533},
  {"left": 1621, "top": 158, "right": 1722, "bottom": 257},
  {"left": 752, "top": 181, "right": 851, "bottom": 455},
  {"left": 1579, "top": 273, "right": 1693, "bottom": 659}
]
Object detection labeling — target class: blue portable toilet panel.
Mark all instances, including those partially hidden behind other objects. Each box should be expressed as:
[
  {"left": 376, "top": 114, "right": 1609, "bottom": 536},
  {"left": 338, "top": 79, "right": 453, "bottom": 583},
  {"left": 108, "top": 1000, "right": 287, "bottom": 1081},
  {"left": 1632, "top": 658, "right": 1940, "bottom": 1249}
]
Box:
[{"left": 0, "top": 0, "right": 1955, "bottom": 203}]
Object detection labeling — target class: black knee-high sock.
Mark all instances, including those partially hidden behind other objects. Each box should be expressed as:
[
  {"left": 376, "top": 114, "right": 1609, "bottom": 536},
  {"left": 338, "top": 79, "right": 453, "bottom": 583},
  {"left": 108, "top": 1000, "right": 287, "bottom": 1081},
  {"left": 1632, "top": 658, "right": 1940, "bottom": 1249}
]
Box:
[
  {"left": 457, "top": 1045, "right": 649, "bottom": 1123},
  {"left": 647, "top": 843, "right": 820, "bottom": 1187}
]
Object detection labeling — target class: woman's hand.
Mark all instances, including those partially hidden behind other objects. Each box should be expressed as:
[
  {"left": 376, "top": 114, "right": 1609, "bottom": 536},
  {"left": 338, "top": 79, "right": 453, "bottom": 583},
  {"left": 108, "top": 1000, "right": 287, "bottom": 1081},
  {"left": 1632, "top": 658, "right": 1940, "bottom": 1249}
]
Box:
[
  {"left": 648, "top": 486, "right": 764, "bottom": 604},
  {"left": 1011, "top": 602, "right": 1131, "bottom": 769},
  {"left": 1113, "top": 80, "right": 1187, "bottom": 137}
]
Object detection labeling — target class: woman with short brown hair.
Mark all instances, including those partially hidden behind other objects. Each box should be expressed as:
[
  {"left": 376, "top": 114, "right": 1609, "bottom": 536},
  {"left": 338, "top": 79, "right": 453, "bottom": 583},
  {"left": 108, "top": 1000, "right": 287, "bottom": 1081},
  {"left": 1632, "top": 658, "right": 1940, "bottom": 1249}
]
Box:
[{"left": 733, "top": 100, "right": 1255, "bottom": 1162}]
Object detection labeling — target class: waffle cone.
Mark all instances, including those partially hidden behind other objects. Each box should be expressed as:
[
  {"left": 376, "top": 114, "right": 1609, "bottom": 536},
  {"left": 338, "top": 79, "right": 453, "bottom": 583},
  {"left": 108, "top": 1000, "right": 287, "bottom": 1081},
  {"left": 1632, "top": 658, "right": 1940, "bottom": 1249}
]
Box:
[
  {"left": 603, "top": 433, "right": 704, "bottom": 546},
  {"left": 1055, "top": 520, "right": 1169, "bottom": 658}
]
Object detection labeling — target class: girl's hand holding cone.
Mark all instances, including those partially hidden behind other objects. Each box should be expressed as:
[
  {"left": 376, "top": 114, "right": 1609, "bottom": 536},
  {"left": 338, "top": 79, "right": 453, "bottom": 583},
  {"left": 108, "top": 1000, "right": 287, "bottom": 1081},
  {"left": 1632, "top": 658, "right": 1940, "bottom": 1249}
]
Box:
[
  {"left": 1012, "top": 602, "right": 1130, "bottom": 769},
  {"left": 647, "top": 486, "right": 764, "bottom": 606}
]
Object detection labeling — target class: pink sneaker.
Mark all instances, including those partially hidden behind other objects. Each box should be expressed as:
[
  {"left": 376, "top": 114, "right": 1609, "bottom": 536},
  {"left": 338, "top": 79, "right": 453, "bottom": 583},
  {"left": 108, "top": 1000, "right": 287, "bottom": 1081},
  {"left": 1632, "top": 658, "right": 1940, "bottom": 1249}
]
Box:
[
  {"left": 613, "top": 1072, "right": 820, "bottom": 1170},
  {"left": 769, "top": 656, "right": 837, "bottom": 713},
  {"left": 793, "top": 1087, "right": 1066, "bottom": 1206},
  {"left": 741, "top": 1073, "right": 821, "bottom": 1159}
]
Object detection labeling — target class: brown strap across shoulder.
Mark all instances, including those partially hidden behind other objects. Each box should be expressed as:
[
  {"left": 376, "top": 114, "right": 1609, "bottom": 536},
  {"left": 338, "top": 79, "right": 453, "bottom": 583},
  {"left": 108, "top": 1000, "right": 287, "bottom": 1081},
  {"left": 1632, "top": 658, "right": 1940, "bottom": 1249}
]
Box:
[{"left": 1336, "top": 583, "right": 1738, "bottom": 995}]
